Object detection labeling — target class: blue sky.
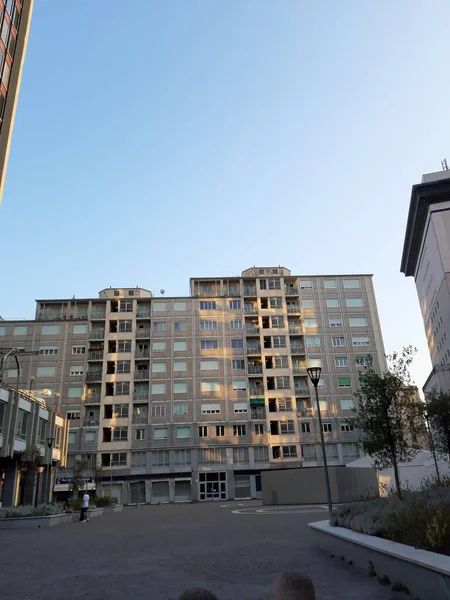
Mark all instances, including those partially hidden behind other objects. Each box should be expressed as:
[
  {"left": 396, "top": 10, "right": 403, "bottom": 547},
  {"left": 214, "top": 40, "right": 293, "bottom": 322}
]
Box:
[{"left": 2, "top": 0, "right": 450, "bottom": 387}]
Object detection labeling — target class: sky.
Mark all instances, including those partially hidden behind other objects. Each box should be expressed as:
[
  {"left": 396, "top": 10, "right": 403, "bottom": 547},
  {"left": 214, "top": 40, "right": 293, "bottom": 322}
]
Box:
[{"left": 1, "top": 0, "right": 450, "bottom": 388}]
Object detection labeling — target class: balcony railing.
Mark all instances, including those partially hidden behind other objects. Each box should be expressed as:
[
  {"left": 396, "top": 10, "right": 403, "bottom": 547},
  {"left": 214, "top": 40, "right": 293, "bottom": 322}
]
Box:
[
  {"left": 133, "top": 392, "right": 150, "bottom": 402},
  {"left": 287, "top": 305, "right": 301, "bottom": 314},
  {"left": 82, "top": 417, "right": 99, "bottom": 427},
  {"left": 251, "top": 408, "right": 266, "bottom": 419},
  {"left": 244, "top": 306, "right": 258, "bottom": 315},
  {"left": 293, "top": 366, "right": 307, "bottom": 375},
  {"left": 84, "top": 395, "right": 101, "bottom": 404},
  {"left": 88, "top": 351, "right": 104, "bottom": 361},
  {"left": 132, "top": 414, "right": 148, "bottom": 425},
  {"left": 136, "top": 329, "right": 151, "bottom": 338},
  {"left": 291, "top": 344, "right": 305, "bottom": 354},
  {"left": 86, "top": 371, "right": 102, "bottom": 382},
  {"left": 248, "top": 365, "right": 263, "bottom": 375},
  {"left": 245, "top": 327, "right": 260, "bottom": 336},
  {"left": 285, "top": 287, "right": 299, "bottom": 296},
  {"left": 247, "top": 345, "right": 261, "bottom": 355},
  {"left": 134, "top": 370, "right": 149, "bottom": 380},
  {"left": 136, "top": 309, "right": 151, "bottom": 318},
  {"left": 227, "top": 290, "right": 241, "bottom": 297},
  {"left": 89, "top": 330, "right": 105, "bottom": 340},
  {"left": 288, "top": 326, "right": 303, "bottom": 334},
  {"left": 298, "top": 407, "right": 314, "bottom": 417},
  {"left": 243, "top": 287, "right": 257, "bottom": 296},
  {"left": 37, "top": 312, "right": 65, "bottom": 321},
  {"left": 135, "top": 350, "right": 150, "bottom": 359},
  {"left": 249, "top": 387, "right": 264, "bottom": 397},
  {"left": 295, "top": 386, "right": 311, "bottom": 397},
  {"left": 91, "top": 310, "right": 106, "bottom": 320}
]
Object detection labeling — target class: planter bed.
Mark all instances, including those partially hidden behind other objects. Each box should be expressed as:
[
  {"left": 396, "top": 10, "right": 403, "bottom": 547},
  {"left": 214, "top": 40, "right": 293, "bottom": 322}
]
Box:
[
  {"left": 0, "top": 513, "right": 73, "bottom": 529},
  {"left": 309, "top": 520, "right": 450, "bottom": 600}
]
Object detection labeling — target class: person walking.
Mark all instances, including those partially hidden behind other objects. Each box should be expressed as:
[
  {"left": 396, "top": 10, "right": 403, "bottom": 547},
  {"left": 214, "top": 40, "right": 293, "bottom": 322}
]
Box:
[{"left": 79, "top": 492, "right": 90, "bottom": 522}]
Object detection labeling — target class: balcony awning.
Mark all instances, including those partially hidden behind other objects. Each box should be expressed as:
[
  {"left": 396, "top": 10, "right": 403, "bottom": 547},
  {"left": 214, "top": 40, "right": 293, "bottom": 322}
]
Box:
[{"left": 250, "top": 398, "right": 265, "bottom": 406}]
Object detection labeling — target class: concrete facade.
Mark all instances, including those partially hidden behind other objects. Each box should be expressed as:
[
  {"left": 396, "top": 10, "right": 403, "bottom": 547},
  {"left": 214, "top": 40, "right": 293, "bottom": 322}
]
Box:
[{"left": 0, "top": 267, "right": 386, "bottom": 503}]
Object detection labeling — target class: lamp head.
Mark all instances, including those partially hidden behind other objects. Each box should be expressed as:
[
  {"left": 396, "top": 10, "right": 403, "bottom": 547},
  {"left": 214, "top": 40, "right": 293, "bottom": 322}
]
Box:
[{"left": 307, "top": 366, "right": 322, "bottom": 387}]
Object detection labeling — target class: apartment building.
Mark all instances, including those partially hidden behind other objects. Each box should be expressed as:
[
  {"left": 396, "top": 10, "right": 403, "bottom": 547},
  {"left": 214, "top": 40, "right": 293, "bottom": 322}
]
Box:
[
  {"left": 0, "top": 267, "right": 386, "bottom": 503},
  {"left": 0, "top": 0, "right": 34, "bottom": 204},
  {"left": 401, "top": 170, "right": 450, "bottom": 393}
]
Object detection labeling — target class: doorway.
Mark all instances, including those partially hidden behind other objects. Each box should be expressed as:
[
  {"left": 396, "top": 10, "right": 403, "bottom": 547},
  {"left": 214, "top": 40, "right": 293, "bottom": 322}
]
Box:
[{"left": 199, "top": 472, "right": 227, "bottom": 501}]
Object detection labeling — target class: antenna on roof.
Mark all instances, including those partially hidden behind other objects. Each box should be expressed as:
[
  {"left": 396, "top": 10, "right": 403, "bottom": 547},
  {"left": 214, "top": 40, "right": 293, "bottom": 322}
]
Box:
[{"left": 442, "top": 159, "right": 449, "bottom": 171}]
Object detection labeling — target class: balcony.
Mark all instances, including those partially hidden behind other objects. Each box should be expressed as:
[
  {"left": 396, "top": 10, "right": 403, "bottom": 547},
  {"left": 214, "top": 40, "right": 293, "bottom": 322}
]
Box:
[
  {"left": 244, "top": 306, "right": 258, "bottom": 315},
  {"left": 227, "top": 289, "right": 241, "bottom": 297},
  {"left": 134, "top": 370, "right": 149, "bottom": 380},
  {"left": 248, "top": 365, "right": 263, "bottom": 375},
  {"left": 132, "top": 414, "right": 148, "bottom": 425},
  {"left": 37, "top": 312, "right": 64, "bottom": 321},
  {"left": 243, "top": 286, "right": 257, "bottom": 297},
  {"left": 86, "top": 371, "right": 102, "bottom": 382},
  {"left": 133, "top": 392, "right": 150, "bottom": 402},
  {"left": 88, "top": 351, "right": 104, "bottom": 361},
  {"left": 285, "top": 287, "right": 299, "bottom": 296},
  {"left": 91, "top": 310, "right": 106, "bottom": 320},
  {"left": 287, "top": 304, "right": 301, "bottom": 314},
  {"left": 136, "top": 329, "right": 151, "bottom": 339},
  {"left": 291, "top": 344, "right": 305, "bottom": 355},
  {"left": 247, "top": 345, "right": 262, "bottom": 355},
  {"left": 136, "top": 309, "right": 151, "bottom": 318},
  {"left": 295, "top": 386, "right": 311, "bottom": 397},
  {"left": 245, "top": 327, "right": 260, "bottom": 336},
  {"left": 251, "top": 407, "right": 266, "bottom": 419},
  {"left": 89, "top": 330, "right": 105, "bottom": 340},
  {"left": 288, "top": 326, "right": 303, "bottom": 335},
  {"left": 298, "top": 407, "right": 314, "bottom": 418},
  {"left": 249, "top": 387, "right": 264, "bottom": 397},
  {"left": 84, "top": 394, "right": 101, "bottom": 404},
  {"left": 82, "top": 417, "right": 99, "bottom": 427},
  {"left": 135, "top": 350, "right": 150, "bottom": 359},
  {"left": 293, "top": 366, "right": 307, "bottom": 375}
]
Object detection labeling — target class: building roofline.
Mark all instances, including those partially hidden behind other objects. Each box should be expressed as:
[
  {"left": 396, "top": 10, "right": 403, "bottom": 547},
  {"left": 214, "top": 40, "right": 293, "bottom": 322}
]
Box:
[
  {"left": 190, "top": 274, "right": 374, "bottom": 281},
  {"left": 401, "top": 178, "right": 450, "bottom": 277}
]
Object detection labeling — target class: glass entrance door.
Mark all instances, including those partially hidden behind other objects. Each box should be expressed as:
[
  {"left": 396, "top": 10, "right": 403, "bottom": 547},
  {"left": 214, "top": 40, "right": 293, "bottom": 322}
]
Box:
[{"left": 199, "top": 472, "right": 227, "bottom": 501}]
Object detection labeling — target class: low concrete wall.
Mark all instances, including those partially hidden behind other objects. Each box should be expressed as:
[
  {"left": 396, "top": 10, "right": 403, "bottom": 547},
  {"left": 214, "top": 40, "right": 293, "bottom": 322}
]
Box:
[
  {"left": 262, "top": 466, "right": 378, "bottom": 505},
  {"left": 309, "top": 520, "right": 450, "bottom": 600},
  {"left": 87, "top": 508, "right": 103, "bottom": 518},
  {"left": 0, "top": 513, "right": 73, "bottom": 529},
  {"left": 102, "top": 505, "right": 123, "bottom": 513}
]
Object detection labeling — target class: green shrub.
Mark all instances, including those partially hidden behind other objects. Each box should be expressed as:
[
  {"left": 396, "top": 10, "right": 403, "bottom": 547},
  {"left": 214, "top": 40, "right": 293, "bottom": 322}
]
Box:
[
  {"left": 0, "top": 504, "right": 62, "bottom": 519},
  {"left": 94, "top": 496, "right": 117, "bottom": 507}
]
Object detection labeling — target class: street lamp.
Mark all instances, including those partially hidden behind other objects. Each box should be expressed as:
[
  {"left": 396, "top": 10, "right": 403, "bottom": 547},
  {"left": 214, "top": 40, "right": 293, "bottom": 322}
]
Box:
[
  {"left": 45, "top": 436, "right": 55, "bottom": 505},
  {"left": 307, "top": 366, "right": 333, "bottom": 520}
]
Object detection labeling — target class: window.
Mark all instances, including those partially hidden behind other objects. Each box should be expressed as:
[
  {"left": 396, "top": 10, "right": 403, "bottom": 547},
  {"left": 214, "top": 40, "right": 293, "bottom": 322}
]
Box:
[
  {"left": 201, "top": 339, "right": 218, "bottom": 350},
  {"left": 118, "top": 340, "right": 132, "bottom": 352},
  {"left": 343, "top": 279, "right": 361, "bottom": 288},
  {"left": 67, "top": 410, "right": 81, "bottom": 420},
  {"left": 200, "top": 320, "right": 218, "bottom": 330},
  {"left": 324, "top": 280, "right": 336, "bottom": 289},
  {"left": 175, "top": 449, "right": 191, "bottom": 466},
  {"left": 174, "top": 301, "right": 187, "bottom": 311},
  {"left": 135, "top": 429, "right": 146, "bottom": 441},
  {"left": 274, "top": 355, "right": 288, "bottom": 368},
  {"left": 332, "top": 336, "right": 345, "bottom": 347},
  {"left": 342, "top": 442, "right": 360, "bottom": 459},
  {"left": 70, "top": 365, "right": 84, "bottom": 376},
  {"left": 278, "top": 398, "right": 293, "bottom": 411},
  {"left": 154, "top": 427, "right": 168, "bottom": 440},
  {"left": 254, "top": 423, "right": 264, "bottom": 435},
  {"left": 232, "top": 359, "right": 245, "bottom": 370},
  {"left": 216, "top": 425, "right": 225, "bottom": 436},
  {"left": 329, "top": 317, "right": 343, "bottom": 328},
  {"left": 115, "top": 382, "right": 130, "bottom": 395},
  {"left": 280, "top": 420, "right": 295, "bottom": 434},
  {"left": 355, "top": 355, "right": 371, "bottom": 366},
  {"left": 352, "top": 336, "right": 370, "bottom": 346},
  {"left": 152, "top": 450, "right": 169, "bottom": 467},
  {"left": 174, "top": 340, "right": 187, "bottom": 351},
  {"left": 132, "top": 452, "right": 146, "bottom": 468},
  {"left": 229, "top": 320, "right": 242, "bottom": 329},
  {"left": 198, "top": 448, "right": 226, "bottom": 464},
  {"left": 270, "top": 297, "right": 282, "bottom": 309},
  {"left": 326, "top": 299, "right": 340, "bottom": 308},
  {"left": 229, "top": 300, "right": 241, "bottom": 310},
  {"left": 199, "top": 301, "right": 217, "bottom": 310},
  {"left": 349, "top": 317, "right": 367, "bottom": 327},
  {"left": 173, "top": 361, "right": 187, "bottom": 371},
  {"left": 282, "top": 445, "right": 297, "bottom": 458},
  {"left": 174, "top": 321, "right": 186, "bottom": 331},
  {"left": 174, "top": 382, "right": 187, "bottom": 393},
  {"left": 301, "top": 422, "right": 311, "bottom": 434},
  {"left": 302, "top": 444, "right": 316, "bottom": 460},
  {"left": 118, "top": 321, "right": 132, "bottom": 332},
  {"left": 231, "top": 338, "right": 244, "bottom": 349},
  {"left": 273, "top": 336, "right": 286, "bottom": 348},
  {"left": 119, "top": 300, "right": 133, "bottom": 312},
  {"left": 232, "top": 380, "right": 246, "bottom": 391},
  {"left": 346, "top": 298, "right": 364, "bottom": 308},
  {"left": 322, "top": 423, "right": 332, "bottom": 433},
  {"left": 39, "top": 346, "right": 58, "bottom": 355},
  {"left": 41, "top": 325, "right": 60, "bottom": 335},
  {"left": 128, "top": 291, "right": 134, "bottom": 296},
  {"left": 151, "top": 383, "right": 165, "bottom": 394},
  {"left": 201, "top": 381, "right": 220, "bottom": 392},
  {"left": 37, "top": 418, "right": 47, "bottom": 445},
  {"left": 68, "top": 432, "right": 77, "bottom": 445},
  {"left": 152, "top": 342, "right": 166, "bottom": 353},
  {"left": 37, "top": 366, "right": 56, "bottom": 377},
  {"left": 68, "top": 386, "right": 82, "bottom": 398},
  {"left": 7, "top": 368, "right": 18, "bottom": 378},
  {"left": 335, "top": 356, "right": 348, "bottom": 367},
  {"left": 15, "top": 409, "right": 28, "bottom": 440},
  {"left": 201, "top": 359, "right": 219, "bottom": 370},
  {"left": 233, "top": 447, "right": 249, "bottom": 464},
  {"left": 308, "top": 357, "right": 322, "bottom": 368},
  {"left": 268, "top": 278, "right": 281, "bottom": 289},
  {"left": 73, "top": 324, "right": 88, "bottom": 334},
  {"left": 300, "top": 281, "right": 312, "bottom": 289},
  {"left": 233, "top": 424, "right": 247, "bottom": 436},
  {"left": 304, "top": 318, "right": 317, "bottom": 328},
  {"left": 254, "top": 446, "right": 269, "bottom": 462},
  {"left": 72, "top": 345, "right": 85, "bottom": 355},
  {"left": 341, "top": 422, "right": 354, "bottom": 432},
  {"left": 153, "top": 302, "right": 166, "bottom": 312},
  {"left": 276, "top": 376, "right": 290, "bottom": 390},
  {"left": 13, "top": 325, "right": 27, "bottom": 335},
  {"left": 272, "top": 316, "right": 285, "bottom": 328},
  {"left": 338, "top": 376, "right": 351, "bottom": 388},
  {"left": 154, "top": 322, "right": 166, "bottom": 332},
  {"left": 259, "top": 279, "right": 267, "bottom": 290},
  {"left": 110, "top": 453, "right": 127, "bottom": 466},
  {"left": 112, "top": 427, "right": 128, "bottom": 441},
  {"left": 152, "top": 362, "right": 166, "bottom": 373},
  {"left": 301, "top": 299, "right": 314, "bottom": 309},
  {"left": 151, "top": 405, "right": 165, "bottom": 417},
  {"left": 234, "top": 402, "right": 248, "bottom": 413},
  {"left": 85, "top": 431, "right": 95, "bottom": 444},
  {"left": 306, "top": 336, "right": 320, "bottom": 347},
  {"left": 198, "top": 426, "right": 208, "bottom": 438},
  {"left": 176, "top": 426, "right": 190, "bottom": 439},
  {"left": 202, "top": 404, "right": 220, "bottom": 414}
]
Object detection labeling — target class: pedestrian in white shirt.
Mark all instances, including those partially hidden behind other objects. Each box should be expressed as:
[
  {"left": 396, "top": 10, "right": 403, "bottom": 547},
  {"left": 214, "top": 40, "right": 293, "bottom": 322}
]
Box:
[{"left": 79, "top": 492, "right": 90, "bottom": 522}]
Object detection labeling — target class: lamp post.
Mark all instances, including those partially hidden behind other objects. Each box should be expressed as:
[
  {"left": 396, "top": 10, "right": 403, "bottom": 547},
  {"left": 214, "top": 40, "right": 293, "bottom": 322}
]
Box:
[
  {"left": 45, "top": 437, "right": 54, "bottom": 505},
  {"left": 307, "top": 367, "right": 333, "bottom": 520}
]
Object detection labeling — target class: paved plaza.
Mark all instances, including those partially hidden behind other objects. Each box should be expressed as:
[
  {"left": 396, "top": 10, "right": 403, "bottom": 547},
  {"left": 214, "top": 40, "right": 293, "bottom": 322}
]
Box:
[{"left": 2, "top": 502, "right": 408, "bottom": 600}]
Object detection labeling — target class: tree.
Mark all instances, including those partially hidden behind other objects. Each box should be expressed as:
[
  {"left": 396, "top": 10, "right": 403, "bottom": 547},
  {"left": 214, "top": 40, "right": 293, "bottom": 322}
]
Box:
[
  {"left": 68, "top": 459, "right": 88, "bottom": 499},
  {"left": 425, "top": 391, "right": 450, "bottom": 458},
  {"left": 353, "top": 347, "right": 424, "bottom": 499}
]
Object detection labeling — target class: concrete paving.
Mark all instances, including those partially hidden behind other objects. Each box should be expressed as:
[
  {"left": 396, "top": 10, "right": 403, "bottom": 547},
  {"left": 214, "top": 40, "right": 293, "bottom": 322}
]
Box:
[{"left": 1, "top": 501, "right": 408, "bottom": 600}]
